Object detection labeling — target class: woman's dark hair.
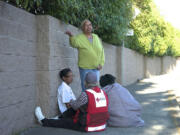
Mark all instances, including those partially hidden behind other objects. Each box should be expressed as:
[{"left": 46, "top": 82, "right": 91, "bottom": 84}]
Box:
[
  {"left": 100, "top": 74, "right": 116, "bottom": 88},
  {"left": 59, "top": 68, "right": 72, "bottom": 79}
]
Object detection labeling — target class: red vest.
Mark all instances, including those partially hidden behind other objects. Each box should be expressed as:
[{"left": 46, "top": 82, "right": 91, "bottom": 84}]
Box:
[{"left": 85, "top": 86, "right": 109, "bottom": 132}]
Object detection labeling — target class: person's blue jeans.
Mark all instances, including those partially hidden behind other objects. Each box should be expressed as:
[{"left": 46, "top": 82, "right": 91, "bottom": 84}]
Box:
[{"left": 79, "top": 67, "right": 100, "bottom": 91}]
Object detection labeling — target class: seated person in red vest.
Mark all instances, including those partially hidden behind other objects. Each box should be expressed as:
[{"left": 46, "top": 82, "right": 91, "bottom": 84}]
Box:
[
  {"left": 100, "top": 74, "right": 144, "bottom": 127},
  {"left": 35, "top": 72, "right": 109, "bottom": 132}
]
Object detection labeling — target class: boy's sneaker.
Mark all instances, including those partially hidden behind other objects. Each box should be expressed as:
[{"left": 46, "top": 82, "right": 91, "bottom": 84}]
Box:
[{"left": 35, "top": 106, "right": 45, "bottom": 124}]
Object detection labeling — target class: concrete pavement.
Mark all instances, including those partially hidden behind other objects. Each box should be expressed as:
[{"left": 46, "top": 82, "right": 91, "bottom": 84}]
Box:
[{"left": 21, "top": 75, "right": 180, "bottom": 135}]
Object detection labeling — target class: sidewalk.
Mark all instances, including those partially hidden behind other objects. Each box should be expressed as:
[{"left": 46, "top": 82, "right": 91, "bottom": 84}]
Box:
[{"left": 21, "top": 74, "right": 180, "bottom": 135}]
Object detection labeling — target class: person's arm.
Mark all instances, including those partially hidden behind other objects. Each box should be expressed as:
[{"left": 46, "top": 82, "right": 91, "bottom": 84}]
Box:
[
  {"left": 65, "top": 30, "right": 80, "bottom": 48},
  {"left": 62, "top": 88, "right": 74, "bottom": 105},
  {"left": 97, "top": 38, "right": 105, "bottom": 70},
  {"left": 65, "top": 31, "right": 73, "bottom": 37},
  {"left": 100, "top": 47, "right": 105, "bottom": 67},
  {"left": 69, "top": 92, "right": 88, "bottom": 110}
]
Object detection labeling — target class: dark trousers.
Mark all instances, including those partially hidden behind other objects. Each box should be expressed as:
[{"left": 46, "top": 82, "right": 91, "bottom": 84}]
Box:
[
  {"left": 42, "top": 118, "right": 85, "bottom": 131},
  {"left": 61, "top": 108, "right": 76, "bottom": 118},
  {"left": 42, "top": 108, "right": 85, "bottom": 132}
]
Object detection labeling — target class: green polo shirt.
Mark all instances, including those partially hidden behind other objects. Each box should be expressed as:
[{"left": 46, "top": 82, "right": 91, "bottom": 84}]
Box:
[{"left": 70, "top": 33, "right": 105, "bottom": 69}]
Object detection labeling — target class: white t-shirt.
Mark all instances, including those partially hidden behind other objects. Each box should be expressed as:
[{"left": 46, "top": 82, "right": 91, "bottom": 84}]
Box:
[{"left": 57, "top": 82, "right": 76, "bottom": 113}]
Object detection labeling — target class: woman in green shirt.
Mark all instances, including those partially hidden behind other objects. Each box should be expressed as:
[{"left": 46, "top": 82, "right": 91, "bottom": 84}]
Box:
[{"left": 65, "top": 19, "right": 105, "bottom": 91}]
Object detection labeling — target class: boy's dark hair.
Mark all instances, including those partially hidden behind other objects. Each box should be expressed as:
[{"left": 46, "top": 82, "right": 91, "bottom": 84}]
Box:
[
  {"left": 100, "top": 74, "right": 116, "bottom": 88},
  {"left": 59, "top": 68, "right": 72, "bottom": 79}
]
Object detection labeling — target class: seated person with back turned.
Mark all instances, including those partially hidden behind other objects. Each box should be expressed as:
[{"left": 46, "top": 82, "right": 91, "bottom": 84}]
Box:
[
  {"left": 100, "top": 74, "right": 145, "bottom": 127},
  {"left": 35, "top": 72, "right": 109, "bottom": 132}
]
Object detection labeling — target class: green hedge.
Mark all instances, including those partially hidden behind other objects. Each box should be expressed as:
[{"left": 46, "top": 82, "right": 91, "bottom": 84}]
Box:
[
  {"left": 4, "top": 0, "right": 180, "bottom": 56},
  {"left": 125, "top": 0, "right": 180, "bottom": 57},
  {"left": 44, "top": 0, "right": 133, "bottom": 45},
  {"left": 5, "top": 0, "right": 132, "bottom": 45}
]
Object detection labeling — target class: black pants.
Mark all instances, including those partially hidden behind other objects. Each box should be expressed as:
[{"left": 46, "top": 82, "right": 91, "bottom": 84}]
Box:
[
  {"left": 42, "top": 108, "right": 85, "bottom": 132},
  {"left": 60, "top": 108, "right": 76, "bottom": 118},
  {"left": 42, "top": 118, "right": 85, "bottom": 131}
]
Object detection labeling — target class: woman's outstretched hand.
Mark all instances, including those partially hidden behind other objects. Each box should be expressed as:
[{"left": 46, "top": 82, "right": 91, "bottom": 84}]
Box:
[{"left": 65, "top": 31, "right": 73, "bottom": 37}]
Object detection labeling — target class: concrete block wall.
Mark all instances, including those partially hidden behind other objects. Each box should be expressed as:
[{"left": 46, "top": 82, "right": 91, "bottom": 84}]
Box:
[
  {"left": 0, "top": 1, "right": 36, "bottom": 135},
  {"left": 117, "top": 48, "right": 180, "bottom": 85},
  {"left": 120, "top": 47, "right": 144, "bottom": 85},
  {"left": 144, "top": 56, "right": 162, "bottom": 77},
  {"left": 173, "top": 57, "right": 180, "bottom": 74},
  {"left": 101, "top": 43, "right": 118, "bottom": 78},
  {"left": 162, "top": 56, "right": 177, "bottom": 74}
]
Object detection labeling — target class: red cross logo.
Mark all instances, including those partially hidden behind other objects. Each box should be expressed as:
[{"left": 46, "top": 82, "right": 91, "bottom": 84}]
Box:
[{"left": 96, "top": 97, "right": 100, "bottom": 102}]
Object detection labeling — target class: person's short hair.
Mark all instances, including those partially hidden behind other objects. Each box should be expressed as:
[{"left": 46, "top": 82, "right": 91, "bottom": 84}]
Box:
[
  {"left": 85, "top": 72, "right": 97, "bottom": 84},
  {"left": 59, "top": 68, "right": 72, "bottom": 79},
  {"left": 100, "top": 74, "right": 116, "bottom": 88},
  {"left": 80, "top": 19, "right": 91, "bottom": 31}
]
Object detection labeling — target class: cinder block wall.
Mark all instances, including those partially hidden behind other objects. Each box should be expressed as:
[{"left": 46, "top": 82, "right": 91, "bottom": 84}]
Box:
[
  {"left": 120, "top": 47, "right": 144, "bottom": 85},
  {"left": 162, "top": 56, "right": 177, "bottom": 74},
  {"left": 144, "top": 56, "right": 162, "bottom": 77},
  {"left": 0, "top": 1, "right": 180, "bottom": 135},
  {"left": 0, "top": 2, "right": 37, "bottom": 135},
  {"left": 101, "top": 42, "right": 118, "bottom": 77}
]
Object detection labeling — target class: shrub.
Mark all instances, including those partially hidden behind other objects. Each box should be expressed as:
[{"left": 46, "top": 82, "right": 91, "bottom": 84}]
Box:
[
  {"left": 126, "top": 0, "right": 180, "bottom": 57},
  {"left": 4, "top": 0, "right": 180, "bottom": 56},
  {"left": 4, "top": 0, "right": 133, "bottom": 45}
]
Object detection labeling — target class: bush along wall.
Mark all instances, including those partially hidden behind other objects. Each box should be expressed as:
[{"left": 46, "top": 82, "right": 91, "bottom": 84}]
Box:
[
  {"left": 42, "top": 0, "right": 133, "bottom": 45},
  {"left": 125, "top": 0, "right": 180, "bottom": 57},
  {"left": 4, "top": 0, "right": 180, "bottom": 57},
  {"left": 5, "top": 0, "right": 132, "bottom": 45}
]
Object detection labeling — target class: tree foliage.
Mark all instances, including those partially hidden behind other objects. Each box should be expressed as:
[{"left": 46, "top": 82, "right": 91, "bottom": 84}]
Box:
[
  {"left": 126, "top": 0, "right": 180, "bottom": 57},
  {"left": 43, "top": 0, "right": 133, "bottom": 45},
  {"left": 5, "top": 0, "right": 133, "bottom": 45},
  {"left": 4, "top": 0, "right": 180, "bottom": 56}
]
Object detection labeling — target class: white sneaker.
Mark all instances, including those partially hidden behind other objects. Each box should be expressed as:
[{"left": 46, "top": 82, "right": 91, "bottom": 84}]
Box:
[
  {"left": 35, "top": 106, "right": 45, "bottom": 124},
  {"left": 51, "top": 115, "right": 60, "bottom": 120}
]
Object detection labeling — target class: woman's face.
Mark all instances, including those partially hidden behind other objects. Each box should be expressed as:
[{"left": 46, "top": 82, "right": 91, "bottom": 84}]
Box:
[{"left": 83, "top": 21, "right": 93, "bottom": 34}]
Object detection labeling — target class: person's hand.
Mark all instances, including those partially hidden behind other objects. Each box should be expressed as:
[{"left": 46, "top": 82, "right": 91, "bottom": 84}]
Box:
[
  {"left": 65, "top": 30, "right": 73, "bottom": 37},
  {"left": 66, "top": 103, "right": 71, "bottom": 109},
  {"left": 97, "top": 65, "right": 102, "bottom": 70}
]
